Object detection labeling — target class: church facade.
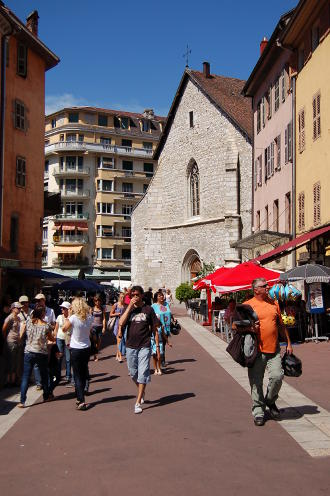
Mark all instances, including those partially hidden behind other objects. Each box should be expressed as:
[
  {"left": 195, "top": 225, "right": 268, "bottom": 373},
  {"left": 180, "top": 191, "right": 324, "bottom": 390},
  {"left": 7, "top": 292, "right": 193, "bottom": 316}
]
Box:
[{"left": 131, "top": 63, "right": 252, "bottom": 293}]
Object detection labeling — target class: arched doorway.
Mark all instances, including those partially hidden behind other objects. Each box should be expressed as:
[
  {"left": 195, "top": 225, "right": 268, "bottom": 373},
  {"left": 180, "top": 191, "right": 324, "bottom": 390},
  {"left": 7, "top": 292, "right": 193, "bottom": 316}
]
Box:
[{"left": 181, "top": 249, "right": 202, "bottom": 282}]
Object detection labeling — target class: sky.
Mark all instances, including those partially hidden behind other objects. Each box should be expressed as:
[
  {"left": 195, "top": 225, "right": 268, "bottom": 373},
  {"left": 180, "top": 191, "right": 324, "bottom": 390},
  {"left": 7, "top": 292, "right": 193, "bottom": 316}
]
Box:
[{"left": 8, "top": 0, "right": 298, "bottom": 117}]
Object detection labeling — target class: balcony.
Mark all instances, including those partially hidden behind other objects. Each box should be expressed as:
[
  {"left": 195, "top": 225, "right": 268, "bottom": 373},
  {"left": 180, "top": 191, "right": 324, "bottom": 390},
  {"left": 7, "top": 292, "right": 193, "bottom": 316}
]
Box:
[
  {"left": 54, "top": 213, "right": 89, "bottom": 220},
  {"left": 53, "top": 166, "right": 90, "bottom": 177},
  {"left": 45, "top": 141, "right": 154, "bottom": 158},
  {"left": 60, "top": 189, "right": 90, "bottom": 199},
  {"left": 52, "top": 257, "right": 89, "bottom": 268},
  {"left": 53, "top": 234, "right": 89, "bottom": 245}
]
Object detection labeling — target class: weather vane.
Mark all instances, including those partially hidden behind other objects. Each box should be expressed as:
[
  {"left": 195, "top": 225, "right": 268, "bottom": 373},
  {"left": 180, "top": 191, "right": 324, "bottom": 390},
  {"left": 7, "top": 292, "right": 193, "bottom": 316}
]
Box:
[{"left": 183, "top": 44, "right": 191, "bottom": 68}]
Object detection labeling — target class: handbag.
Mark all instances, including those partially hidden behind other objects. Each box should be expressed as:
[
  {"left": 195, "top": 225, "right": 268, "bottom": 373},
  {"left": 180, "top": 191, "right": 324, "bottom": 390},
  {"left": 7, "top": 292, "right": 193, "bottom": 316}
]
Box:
[
  {"left": 170, "top": 319, "right": 181, "bottom": 335},
  {"left": 107, "top": 316, "right": 116, "bottom": 332}
]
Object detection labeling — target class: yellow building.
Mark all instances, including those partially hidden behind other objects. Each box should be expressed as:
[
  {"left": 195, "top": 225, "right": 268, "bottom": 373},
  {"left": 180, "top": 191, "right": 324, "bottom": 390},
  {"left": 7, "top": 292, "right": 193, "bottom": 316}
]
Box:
[
  {"left": 282, "top": 0, "right": 330, "bottom": 265},
  {"left": 44, "top": 107, "right": 165, "bottom": 282}
]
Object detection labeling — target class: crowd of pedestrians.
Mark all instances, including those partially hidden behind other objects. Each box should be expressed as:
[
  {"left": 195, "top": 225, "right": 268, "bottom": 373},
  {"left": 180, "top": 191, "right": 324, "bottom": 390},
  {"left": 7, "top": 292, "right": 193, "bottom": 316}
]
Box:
[{"left": 1, "top": 284, "right": 175, "bottom": 414}]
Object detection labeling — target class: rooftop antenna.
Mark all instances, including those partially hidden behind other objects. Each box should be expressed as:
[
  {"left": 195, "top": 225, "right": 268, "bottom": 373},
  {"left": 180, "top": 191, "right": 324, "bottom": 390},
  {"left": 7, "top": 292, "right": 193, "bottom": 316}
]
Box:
[{"left": 183, "top": 44, "right": 191, "bottom": 68}]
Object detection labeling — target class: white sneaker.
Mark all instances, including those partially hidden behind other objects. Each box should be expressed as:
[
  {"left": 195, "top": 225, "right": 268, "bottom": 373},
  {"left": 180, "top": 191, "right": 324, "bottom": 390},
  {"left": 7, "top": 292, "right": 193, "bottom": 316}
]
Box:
[
  {"left": 140, "top": 396, "right": 145, "bottom": 405},
  {"left": 134, "top": 403, "right": 143, "bottom": 414}
]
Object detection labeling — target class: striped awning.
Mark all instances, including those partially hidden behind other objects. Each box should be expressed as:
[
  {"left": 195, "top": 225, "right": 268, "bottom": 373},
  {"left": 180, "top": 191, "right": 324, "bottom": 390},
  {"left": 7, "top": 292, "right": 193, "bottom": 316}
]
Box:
[{"left": 52, "top": 246, "right": 83, "bottom": 254}]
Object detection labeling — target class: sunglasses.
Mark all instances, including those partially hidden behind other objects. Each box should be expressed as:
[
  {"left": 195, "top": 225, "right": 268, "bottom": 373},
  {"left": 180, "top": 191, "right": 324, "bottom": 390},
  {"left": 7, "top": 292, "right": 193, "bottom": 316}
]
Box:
[
  {"left": 131, "top": 293, "right": 140, "bottom": 297},
  {"left": 256, "top": 284, "right": 268, "bottom": 289}
]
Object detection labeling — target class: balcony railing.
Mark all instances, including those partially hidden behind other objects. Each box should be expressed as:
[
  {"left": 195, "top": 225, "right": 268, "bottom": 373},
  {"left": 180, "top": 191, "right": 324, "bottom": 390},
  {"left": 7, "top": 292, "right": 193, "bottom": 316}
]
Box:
[
  {"left": 52, "top": 257, "right": 89, "bottom": 267},
  {"left": 45, "top": 141, "right": 154, "bottom": 158},
  {"left": 53, "top": 234, "right": 89, "bottom": 244},
  {"left": 53, "top": 166, "right": 90, "bottom": 176},
  {"left": 60, "top": 189, "right": 90, "bottom": 199},
  {"left": 54, "top": 213, "right": 89, "bottom": 220}
]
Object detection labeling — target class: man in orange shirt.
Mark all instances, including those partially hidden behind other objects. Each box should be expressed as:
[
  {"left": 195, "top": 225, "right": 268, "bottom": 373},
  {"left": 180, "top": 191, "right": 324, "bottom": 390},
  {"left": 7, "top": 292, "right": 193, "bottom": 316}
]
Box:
[{"left": 245, "top": 278, "right": 293, "bottom": 426}]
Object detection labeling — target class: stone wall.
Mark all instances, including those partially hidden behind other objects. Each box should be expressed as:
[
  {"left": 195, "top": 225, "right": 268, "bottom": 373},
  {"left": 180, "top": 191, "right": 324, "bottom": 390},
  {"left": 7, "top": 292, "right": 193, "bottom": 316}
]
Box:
[{"left": 132, "top": 78, "right": 252, "bottom": 295}]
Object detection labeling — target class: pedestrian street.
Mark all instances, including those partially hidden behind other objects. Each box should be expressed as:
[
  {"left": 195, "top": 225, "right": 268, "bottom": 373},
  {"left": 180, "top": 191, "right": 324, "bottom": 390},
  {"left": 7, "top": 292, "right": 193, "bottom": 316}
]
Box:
[{"left": 1, "top": 307, "right": 330, "bottom": 496}]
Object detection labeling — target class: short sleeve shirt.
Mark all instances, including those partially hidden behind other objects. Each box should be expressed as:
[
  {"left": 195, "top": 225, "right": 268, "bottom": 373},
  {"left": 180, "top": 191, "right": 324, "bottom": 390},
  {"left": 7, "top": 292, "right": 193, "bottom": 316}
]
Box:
[
  {"left": 126, "top": 305, "right": 159, "bottom": 349},
  {"left": 25, "top": 319, "right": 51, "bottom": 354},
  {"left": 56, "top": 314, "right": 66, "bottom": 340},
  {"left": 4, "top": 315, "right": 21, "bottom": 344},
  {"left": 69, "top": 314, "right": 93, "bottom": 349},
  {"left": 245, "top": 297, "right": 282, "bottom": 353}
]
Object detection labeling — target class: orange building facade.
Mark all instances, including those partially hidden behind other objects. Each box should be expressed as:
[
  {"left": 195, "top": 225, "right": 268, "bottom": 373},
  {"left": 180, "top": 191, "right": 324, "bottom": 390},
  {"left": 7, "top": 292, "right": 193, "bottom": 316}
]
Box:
[{"left": 0, "top": 6, "right": 59, "bottom": 296}]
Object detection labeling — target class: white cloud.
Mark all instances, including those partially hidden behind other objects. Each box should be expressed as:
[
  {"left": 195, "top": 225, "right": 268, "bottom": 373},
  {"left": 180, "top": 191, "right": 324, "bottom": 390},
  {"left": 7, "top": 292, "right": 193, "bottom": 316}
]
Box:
[{"left": 45, "top": 93, "right": 90, "bottom": 115}]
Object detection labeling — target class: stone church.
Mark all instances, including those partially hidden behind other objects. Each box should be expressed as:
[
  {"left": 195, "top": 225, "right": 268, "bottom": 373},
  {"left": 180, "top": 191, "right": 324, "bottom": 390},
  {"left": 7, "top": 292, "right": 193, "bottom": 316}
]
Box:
[{"left": 131, "top": 62, "right": 252, "bottom": 292}]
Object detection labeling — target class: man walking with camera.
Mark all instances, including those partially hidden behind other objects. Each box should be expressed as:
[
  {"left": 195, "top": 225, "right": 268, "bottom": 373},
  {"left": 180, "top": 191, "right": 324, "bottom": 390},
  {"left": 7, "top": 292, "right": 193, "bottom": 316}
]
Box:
[{"left": 246, "top": 278, "right": 293, "bottom": 426}]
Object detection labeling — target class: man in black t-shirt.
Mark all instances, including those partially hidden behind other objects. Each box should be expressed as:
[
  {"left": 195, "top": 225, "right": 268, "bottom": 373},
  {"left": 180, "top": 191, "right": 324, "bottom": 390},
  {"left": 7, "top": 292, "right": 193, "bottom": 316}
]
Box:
[
  {"left": 143, "top": 287, "right": 153, "bottom": 306},
  {"left": 119, "top": 285, "right": 160, "bottom": 414}
]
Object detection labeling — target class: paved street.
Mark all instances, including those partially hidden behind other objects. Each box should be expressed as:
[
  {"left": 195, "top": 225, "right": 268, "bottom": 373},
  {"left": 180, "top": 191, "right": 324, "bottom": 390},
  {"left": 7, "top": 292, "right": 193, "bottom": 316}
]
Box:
[{"left": 1, "top": 307, "right": 330, "bottom": 495}]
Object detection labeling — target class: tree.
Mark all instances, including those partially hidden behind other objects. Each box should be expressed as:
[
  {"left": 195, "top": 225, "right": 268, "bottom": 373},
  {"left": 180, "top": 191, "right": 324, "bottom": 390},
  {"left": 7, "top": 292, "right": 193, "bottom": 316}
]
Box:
[
  {"left": 196, "top": 262, "right": 215, "bottom": 278},
  {"left": 175, "top": 283, "right": 200, "bottom": 306}
]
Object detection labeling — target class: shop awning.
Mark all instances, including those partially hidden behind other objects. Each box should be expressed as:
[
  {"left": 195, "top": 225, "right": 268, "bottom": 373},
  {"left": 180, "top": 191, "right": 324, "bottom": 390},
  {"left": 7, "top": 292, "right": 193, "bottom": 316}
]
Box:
[
  {"left": 231, "top": 230, "right": 290, "bottom": 249},
  {"left": 77, "top": 226, "right": 88, "bottom": 231},
  {"left": 253, "top": 225, "right": 330, "bottom": 265},
  {"left": 52, "top": 246, "right": 83, "bottom": 254},
  {"left": 7, "top": 268, "right": 68, "bottom": 279}
]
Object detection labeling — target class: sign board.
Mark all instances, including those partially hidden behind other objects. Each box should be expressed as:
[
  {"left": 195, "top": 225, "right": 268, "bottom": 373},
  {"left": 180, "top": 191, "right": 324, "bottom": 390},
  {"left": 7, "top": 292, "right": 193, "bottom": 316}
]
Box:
[
  {"left": 0, "top": 258, "right": 19, "bottom": 268},
  {"left": 308, "top": 282, "right": 324, "bottom": 314}
]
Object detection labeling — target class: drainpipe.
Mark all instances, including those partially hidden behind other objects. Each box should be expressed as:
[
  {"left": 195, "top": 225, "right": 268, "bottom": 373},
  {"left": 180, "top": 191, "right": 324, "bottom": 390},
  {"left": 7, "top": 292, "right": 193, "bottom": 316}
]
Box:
[{"left": 291, "top": 75, "right": 296, "bottom": 268}]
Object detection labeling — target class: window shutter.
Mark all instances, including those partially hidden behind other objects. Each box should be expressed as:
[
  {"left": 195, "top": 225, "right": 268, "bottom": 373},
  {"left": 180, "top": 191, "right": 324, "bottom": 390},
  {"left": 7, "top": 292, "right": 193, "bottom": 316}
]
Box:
[
  {"left": 254, "top": 160, "right": 257, "bottom": 190},
  {"left": 317, "top": 93, "right": 321, "bottom": 137},
  {"left": 270, "top": 142, "right": 274, "bottom": 175},
  {"left": 285, "top": 128, "right": 288, "bottom": 163},
  {"left": 264, "top": 149, "right": 268, "bottom": 182},
  {"left": 288, "top": 122, "right": 292, "bottom": 162},
  {"left": 258, "top": 155, "right": 262, "bottom": 185},
  {"left": 313, "top": 182, "right": 321, "bottom": 225}
]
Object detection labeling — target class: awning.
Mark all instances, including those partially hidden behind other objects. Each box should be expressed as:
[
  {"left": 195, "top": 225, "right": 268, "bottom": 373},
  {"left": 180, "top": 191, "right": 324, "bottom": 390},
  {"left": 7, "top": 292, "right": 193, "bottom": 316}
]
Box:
[
  {"left": 52, "top": 246, "right": 83, "bottom": 254},
  {"left": 62, "top": 225, "right": 76, "bottom": 231},
  {"left": 253, "top": 225, "right": 330, "bottom": 265},
  {"left": 231, "top": 230, "right": 291, "bottom": 249},
  {"left": 77, "top": 226, "right": 88, "bottom": 231},
  {"left": 7, "top": 268, "right": 68, "bottom": 279}
]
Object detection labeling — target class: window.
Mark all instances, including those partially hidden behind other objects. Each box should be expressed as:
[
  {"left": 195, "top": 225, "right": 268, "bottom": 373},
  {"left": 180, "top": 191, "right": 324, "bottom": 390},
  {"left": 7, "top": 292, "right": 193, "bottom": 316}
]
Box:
[
  {"left": 142, "top": 119, "right": 150, "bottom": 132},
  {"left": 285, "top": 192, "right": 291, "bottom": 234},
  {"left": 98, "top": 114, "right": 108, "bottom": 126},
  {"left": 122, "top": 160, "right": 133, "bottom": 171},
  {"left": 273, "top": 199, "right": 279, "bottom": 232},
  {"left": 313, "top": 181, "right": 321, "bottom": 226},
  {"left": 189, "top": 111, "right": 194, "bottom": 128},
  {"left": 17, "top": 43, "right": 27, "bottom": 77},
  {"left": 77, "top": 156, "right": 83, "bottom": 170},
  {"left": 60, "top": 134, "right": 64, "bottom": 142},
  {"left": 257, "top": 155, "right": 262, "bottom": 186},
  {"left": 16, "top": 156, "right": 26, "bottom": 187},
  {"left": 122, "top": 249, "right": 131, "bottom": 260},
  {"left": 143, "top": 142, "right": 153, "bottom": 150},
  {"left": 122, "top": 227, "right": 131, "bottom": 237},
  {"left": 189, "top": 162, "right": 200, "bottom": 217},
  {"left": 97, "top": 157, "right": 114, "bottom": 169},
  {"left": 261, "top": 97, "right": 265, "bottom": 128},
  {"left": 43, "top": 227, "right": 48, "bottom": 242},
  {"left": 66, "top": 133, "right": 76, "bottom": 142},
  {"left": 265, "top": 205, "right": 269, "bottom": 230},
  {"left": 97, "top": 225, "right": 113, "bottom": 237},
  {"left": 298, "top": 109, "right": 305, "bottom": 153},
  {"left": 51, "top": 118, "right": 56, "bottom": 129},
  {"left": 66, "top": 156, "right": 76, "bottom": 169},
  {"left": 121, "top": 117, "right": 129, "bottom": 129},
  {"left": 254, "top": 160, "right": 258, "bottom": 191},
  {"left": 97, "top": 180, "right": 113, "bottom": 191},
  {"left": 68, "top": 112, "right": 79, "bottom": 123},
  {"left": 100, "top": 137, "right": 111, "bottom": 145},
  {"left": 122, "top": 182, "right": 133, "bottom": 193},
  {"left": 15, "top": 100, "right": 25, "bottom": 130},
  {"left": 311, "top": 25, "right": 319, "bottom": 52},
  {"left": 78, "top": 134, "right": 84, "bottom": 142},
  {"left": 265, "top": 145, "right": 272, "bottom": 179},
  {"left": 256, "top": 101, "right": 261, "bottom": 134},
  {"left": 312, "top": 92, "right": 321, "bottom": 140},
  {"left": 281, "top": 69, "right": 286, "bottom": 102},
  {"left": 96, "top": 202, "right": 113, "bottom": 214},
  {"left": 275, "top": 135, "right": 281, "bottom": 170},
  {"left": 122, "top": 139, "right": 132, "bottom": 148},
  {"left": 114, "top": 116, "right": 120, "bottom": 128},
  {"left": 143, "top": 184, "right": 148, "bottom": 193},
  {"left": 298, "top": 192, "right": 305, "bottom": 231},
  {"left": 45, "top": 160, "right": 49, "bottom": 173},
  {"left": 285, "top": 121, "right": 292, "bottom": 163},
  {"left": 274, "top": 78, "right": 280, "bottom": 112},
  {"left": 270, "top": 142, "right": 274, "bottom": 176},
  {"left": 10, "top": 215, "right": 19, "bottom": 253},
  {"left": 143, "top": 163, "right": 153, "bottom": 174},
  {"left": 97, "top": 248, "right": 113, "bottom": 259},
  {"left": 266, "top": 86, "right": 272, "bottom": 119},
  {"left": 256, "top": 210, "right": 260, "bottom": 231},
  {"left": 122, "top": 204, "right": 133, "bottom": 215}
]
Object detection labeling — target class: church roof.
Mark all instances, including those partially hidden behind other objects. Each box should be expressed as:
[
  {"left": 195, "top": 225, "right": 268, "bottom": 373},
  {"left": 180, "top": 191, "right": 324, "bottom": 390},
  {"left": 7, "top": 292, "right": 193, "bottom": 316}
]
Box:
[{"left": 154, "top": 66, "right": 252, "bottom": 160}]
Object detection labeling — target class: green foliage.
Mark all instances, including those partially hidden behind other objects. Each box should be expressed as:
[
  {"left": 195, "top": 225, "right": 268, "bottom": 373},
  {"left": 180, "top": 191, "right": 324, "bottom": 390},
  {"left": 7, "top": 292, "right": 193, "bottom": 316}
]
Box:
[
  {"left": 175, "top": 283, "right": 200, "bottom": 304},
  {"left": 197, "top": 262, "right": 216, "bottom": 278}
]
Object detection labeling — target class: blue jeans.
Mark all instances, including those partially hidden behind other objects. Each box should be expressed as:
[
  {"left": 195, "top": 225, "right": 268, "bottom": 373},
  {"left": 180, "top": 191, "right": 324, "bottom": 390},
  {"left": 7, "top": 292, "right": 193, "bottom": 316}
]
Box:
[
  {"left": 70, "top": 347, "right": 90, "bottom": 403},
  {"left": 56, "top": 338, "right": 71, "bottom": 380},
  {"left": 20, "top": 352, "right": 50, "bottom": 404},
  {"left": 126, "top": 347, "right": 151, "bottom": 384}
]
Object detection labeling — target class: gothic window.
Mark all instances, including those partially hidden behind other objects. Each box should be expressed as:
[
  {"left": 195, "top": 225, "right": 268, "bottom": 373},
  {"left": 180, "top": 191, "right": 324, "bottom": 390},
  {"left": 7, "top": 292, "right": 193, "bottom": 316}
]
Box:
[{"left": 189, "top": 162, "right": 200, "bottom": 217}]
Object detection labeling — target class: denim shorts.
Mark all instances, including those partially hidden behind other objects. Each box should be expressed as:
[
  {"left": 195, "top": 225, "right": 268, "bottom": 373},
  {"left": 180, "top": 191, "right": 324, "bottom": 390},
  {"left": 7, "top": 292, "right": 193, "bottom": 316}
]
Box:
[{"left": 126, "top": 347, "right": 151, "bottom": 384}]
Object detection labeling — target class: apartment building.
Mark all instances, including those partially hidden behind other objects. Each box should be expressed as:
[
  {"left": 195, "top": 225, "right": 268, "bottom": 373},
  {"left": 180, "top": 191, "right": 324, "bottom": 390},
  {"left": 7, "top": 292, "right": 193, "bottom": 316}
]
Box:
[
  {"left": 43, "top": 106, "right": 165, "bottom": 282},
  {"left": 0, "top": 6, "right": 59, "bottom": 296}
]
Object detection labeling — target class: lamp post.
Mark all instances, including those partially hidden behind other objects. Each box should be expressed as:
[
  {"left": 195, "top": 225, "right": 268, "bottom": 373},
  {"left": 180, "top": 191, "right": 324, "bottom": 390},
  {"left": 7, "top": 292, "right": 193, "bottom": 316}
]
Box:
[{"left": 118, "top": 269, "right": 121, "bottom": 290}]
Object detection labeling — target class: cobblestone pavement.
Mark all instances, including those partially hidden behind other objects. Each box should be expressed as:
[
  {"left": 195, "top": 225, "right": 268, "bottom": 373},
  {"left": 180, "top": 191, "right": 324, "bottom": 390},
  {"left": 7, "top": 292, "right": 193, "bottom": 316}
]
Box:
[{"left": 0, "top": 307, "right": 329, "bottom": 495}]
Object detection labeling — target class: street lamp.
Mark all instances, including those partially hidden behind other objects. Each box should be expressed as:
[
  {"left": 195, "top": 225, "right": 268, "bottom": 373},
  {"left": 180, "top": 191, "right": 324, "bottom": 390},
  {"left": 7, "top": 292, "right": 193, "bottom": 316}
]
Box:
[{"left": 118, "top": 269, "right": 121, "bottom": 290}]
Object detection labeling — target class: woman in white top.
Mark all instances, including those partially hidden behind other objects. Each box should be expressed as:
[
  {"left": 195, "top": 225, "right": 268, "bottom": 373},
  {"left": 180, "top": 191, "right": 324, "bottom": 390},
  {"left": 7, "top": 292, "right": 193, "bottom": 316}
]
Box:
[
  {"left": 165, "top": 288, "right": 173, "bottom": 307},
  {"left": 54, "top": 302, "right": 72, "bottom": 383},
  {"left": 63, "top": 298, "right": 93, "bottom": 410}
]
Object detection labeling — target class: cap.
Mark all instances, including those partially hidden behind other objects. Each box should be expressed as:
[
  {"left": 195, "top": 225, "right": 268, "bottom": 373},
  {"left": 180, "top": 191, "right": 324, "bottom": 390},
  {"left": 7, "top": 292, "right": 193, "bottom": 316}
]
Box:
[
  {"left": 19, "top": 295, "right": 29, "bottom": 303},
  {"left": 11, "top": 302, "right": 22, "bottom": 310},
  {"left": 35, "top": 293, "right": 46, "bottom": 300},
  {"left": 60, "top": 301, "right": 71, "bottom": 310}
]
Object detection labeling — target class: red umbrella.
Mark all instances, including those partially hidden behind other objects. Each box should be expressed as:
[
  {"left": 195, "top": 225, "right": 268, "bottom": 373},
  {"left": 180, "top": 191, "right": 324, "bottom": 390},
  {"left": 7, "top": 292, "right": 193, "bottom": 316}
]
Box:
[
  {"left": 212, "top": 262, "right": 280, "bottom": 292},
  {"left": 193, "top": 267, "right": 230, "bottom": 291}
]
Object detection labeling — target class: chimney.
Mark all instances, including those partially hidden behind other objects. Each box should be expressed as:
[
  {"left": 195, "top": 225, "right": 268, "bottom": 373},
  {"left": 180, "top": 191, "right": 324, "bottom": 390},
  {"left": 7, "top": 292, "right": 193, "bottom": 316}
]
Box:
[
  {"left": 203, "top": 61, "right": 210, "bottom": 78},
  {"left": 26, "top": 10, "right": 39, "bottom": 37},
  {"left": 260, "top": 37, "right": 268, "bottom": 55}
]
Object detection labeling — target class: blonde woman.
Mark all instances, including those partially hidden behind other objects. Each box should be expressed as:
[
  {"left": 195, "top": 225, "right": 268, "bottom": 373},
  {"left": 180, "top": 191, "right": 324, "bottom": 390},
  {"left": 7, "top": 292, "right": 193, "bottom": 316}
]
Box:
[
  {"left": 63, "top": 297, "right": 93, "bottom": 411},
  {"left": 110, "top": 292, "right": 126, "bottom": 362}
]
